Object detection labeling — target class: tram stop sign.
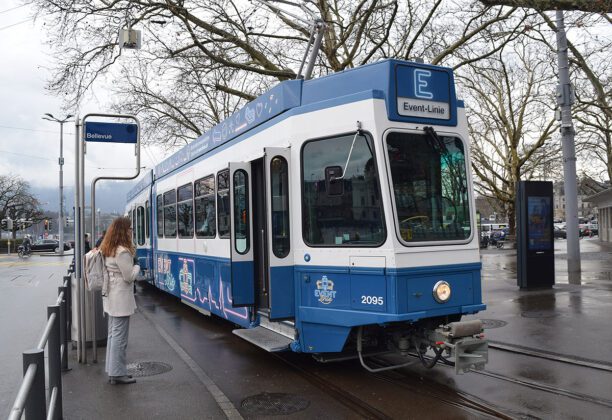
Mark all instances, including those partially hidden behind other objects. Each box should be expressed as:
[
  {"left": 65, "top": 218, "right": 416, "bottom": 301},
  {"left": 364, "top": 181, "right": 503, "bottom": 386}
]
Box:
[{"left": 84, "top": 122, "right": 138, "bottom": 143}]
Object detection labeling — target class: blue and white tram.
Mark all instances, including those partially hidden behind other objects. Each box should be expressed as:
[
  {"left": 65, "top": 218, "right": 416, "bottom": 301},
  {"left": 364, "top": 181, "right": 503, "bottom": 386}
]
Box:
[{"left": 126, "top": 59, "right": 488, "bottom": 373}]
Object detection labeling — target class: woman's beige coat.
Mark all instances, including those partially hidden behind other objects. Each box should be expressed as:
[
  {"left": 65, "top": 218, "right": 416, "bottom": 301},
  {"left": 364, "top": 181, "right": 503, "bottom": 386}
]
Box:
[{"left": 102, "top": 245, "right": 140, "bottom": 317}]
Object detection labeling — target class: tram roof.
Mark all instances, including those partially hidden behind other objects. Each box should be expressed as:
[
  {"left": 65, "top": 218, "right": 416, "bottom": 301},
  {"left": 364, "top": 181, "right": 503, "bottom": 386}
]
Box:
[{"left": 127, "top": 59, "right": 460, "bottom": 200}]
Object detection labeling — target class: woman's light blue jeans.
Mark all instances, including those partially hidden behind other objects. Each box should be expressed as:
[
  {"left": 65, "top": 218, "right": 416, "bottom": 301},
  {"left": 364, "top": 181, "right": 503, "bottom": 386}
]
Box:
[{"left": 105, "top": 315, "right": 130, "bottom": 377}]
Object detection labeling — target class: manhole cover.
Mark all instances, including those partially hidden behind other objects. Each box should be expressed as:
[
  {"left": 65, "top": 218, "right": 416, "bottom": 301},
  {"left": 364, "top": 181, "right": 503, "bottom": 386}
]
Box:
[
  {"left": 126, "top": 361, "right": 173, "bottom": 377},
  {"left": 241, "top": 392, "right": 310, "bottom": 415},
  {"left": 480, "top": 319, "right": 507, "bottom": 329},
  {"left": 521, "top": 311, "right": 559, "bottom": 319}
]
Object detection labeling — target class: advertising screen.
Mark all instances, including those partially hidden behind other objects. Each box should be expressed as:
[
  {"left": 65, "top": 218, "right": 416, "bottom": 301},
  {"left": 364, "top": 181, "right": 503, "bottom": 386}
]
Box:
[{"left": 527, "top": 196, "right": 552, "bottom": 251}]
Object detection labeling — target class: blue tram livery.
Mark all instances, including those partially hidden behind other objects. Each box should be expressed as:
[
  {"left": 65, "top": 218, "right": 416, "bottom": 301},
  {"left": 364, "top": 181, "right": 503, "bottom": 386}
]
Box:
[{"left": 126, "top": 59, "right": 488, "bottom": 374}]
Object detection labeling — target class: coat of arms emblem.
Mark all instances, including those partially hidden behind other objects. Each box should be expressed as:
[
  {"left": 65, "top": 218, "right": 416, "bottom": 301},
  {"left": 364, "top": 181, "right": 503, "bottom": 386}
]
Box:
[{"left": 314, "top": 275, "right": 336, "bottom": 304}]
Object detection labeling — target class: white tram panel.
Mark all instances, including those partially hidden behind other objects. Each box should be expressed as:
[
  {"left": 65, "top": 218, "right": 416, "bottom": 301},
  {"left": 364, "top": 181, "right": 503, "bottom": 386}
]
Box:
[{"left": 290, "top": 96, "right": 396, "bottom": 270}]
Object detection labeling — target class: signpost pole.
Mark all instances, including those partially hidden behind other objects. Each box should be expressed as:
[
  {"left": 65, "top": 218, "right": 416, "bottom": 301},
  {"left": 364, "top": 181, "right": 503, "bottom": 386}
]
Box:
[
  {"left": 79, "top": 120, "right": 87, "bottom": 364},
  {"left": 82, "top": 114, "right": 141, "bottom": 364},
  {"left": 73, "top": 117, "right": 83, "bottom": 363}
]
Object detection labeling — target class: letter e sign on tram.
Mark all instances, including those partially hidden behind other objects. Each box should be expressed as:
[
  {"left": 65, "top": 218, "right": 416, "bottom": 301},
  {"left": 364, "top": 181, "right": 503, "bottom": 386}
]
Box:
[{"left": 84, "top": 122, "right": 138, "bottom": 144}]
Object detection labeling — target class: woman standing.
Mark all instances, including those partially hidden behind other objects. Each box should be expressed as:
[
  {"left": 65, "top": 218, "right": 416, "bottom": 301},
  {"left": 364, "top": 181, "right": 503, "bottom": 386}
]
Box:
[{"left": 99, "top": 217, "right": 140, "bottom": 385}]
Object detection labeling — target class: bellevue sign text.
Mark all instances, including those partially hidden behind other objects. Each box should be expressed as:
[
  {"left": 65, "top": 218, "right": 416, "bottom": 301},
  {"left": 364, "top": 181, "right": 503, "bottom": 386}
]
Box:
[{"left": 84, "top": 121, "right": 138, "bottom": 144}]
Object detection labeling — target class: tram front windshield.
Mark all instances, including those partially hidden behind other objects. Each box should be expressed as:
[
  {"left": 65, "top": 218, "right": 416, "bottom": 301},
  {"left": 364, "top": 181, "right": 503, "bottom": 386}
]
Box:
[{"left": 386, "top": 132, "right": 471, "bottom": 243}]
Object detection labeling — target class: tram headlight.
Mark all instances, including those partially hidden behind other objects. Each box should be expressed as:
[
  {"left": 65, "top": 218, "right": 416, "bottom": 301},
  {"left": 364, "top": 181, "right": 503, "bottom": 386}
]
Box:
[{"left": 433, "top": 281, "right": 451, "bottom": 303}]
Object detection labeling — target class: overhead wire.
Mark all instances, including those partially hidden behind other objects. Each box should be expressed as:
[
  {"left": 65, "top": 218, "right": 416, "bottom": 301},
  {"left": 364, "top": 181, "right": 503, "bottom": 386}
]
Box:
[
  {"left": 0, "top": 124, "right": 74, "bottom": 135},
  {"left": 0, "top": 4, "right": 27, "bottom": 14},
  {"left": 0, "top": 17, "right": 33, "bottom": 31}
]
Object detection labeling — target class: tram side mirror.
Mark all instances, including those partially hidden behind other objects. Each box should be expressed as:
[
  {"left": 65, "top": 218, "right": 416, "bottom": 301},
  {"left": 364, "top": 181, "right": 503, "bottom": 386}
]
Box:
[{"left": 325, "top": 166, "right": 344, "bottom": 196}]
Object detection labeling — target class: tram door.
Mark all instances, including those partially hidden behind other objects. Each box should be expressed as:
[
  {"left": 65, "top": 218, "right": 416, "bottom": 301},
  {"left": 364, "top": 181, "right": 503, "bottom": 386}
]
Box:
[
  {"left": 264, "top": 148, "right": 294, "bottom": 320},
  {"left": 229, "top": 162, "right": 255, "bottom": 306},
  {"left": 251, "top": 158, "right": 269, "bottom": 310}
]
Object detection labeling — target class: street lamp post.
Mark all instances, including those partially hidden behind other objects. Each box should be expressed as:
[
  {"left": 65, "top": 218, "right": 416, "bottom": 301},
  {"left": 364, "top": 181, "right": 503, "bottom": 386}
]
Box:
[{"left": 43, "top": 113, "right": 73, "bottom": 256}]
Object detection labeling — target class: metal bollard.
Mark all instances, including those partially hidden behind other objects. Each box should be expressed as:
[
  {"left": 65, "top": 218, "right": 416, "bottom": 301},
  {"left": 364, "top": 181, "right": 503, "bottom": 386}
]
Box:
[
  {"left": 64, "top": 275, "right": 72, "bottom": 341},
  {"left": 47, "top": 305, "right": 63, "bottom": 420},
  {"left": 58, "top": 286, "right": 69, "bottom": 371},
  {"left": 23, "top": 349, "right": 45, "bottom": 420}
]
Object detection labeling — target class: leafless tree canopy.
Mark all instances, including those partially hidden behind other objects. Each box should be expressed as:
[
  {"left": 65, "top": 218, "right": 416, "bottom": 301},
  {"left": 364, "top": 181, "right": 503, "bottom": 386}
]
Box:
[
  {"left": 30, "top": 1, "right": 612, "bottom": 215},
  {"left": 459, "top": 41, "right": 561, "bottom": 231},
  {"left": 0, "top": 175, "right": 44, "bottom": 238},
  {"left": 33, "top": 0, "right": 536, "bottom": 147},
  {"left": 480, "top": 1, "right": 612, "bottom": 13}
]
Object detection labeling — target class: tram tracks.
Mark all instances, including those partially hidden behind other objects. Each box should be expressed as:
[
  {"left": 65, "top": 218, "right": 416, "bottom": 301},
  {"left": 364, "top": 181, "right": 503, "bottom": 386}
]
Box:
[
  {"left": 274, "top": 353, "right": 392, "bottom": 420},
  {"left": 488, "top": 340, "right": 612, "bottom": 373},
  {"left": 365, "top": 357, "right": 514, "bottom": 419},
  {"left": 481, "top": 342, "right": 612, "bottom": 409},
  {"left": 277, "top": 351, "right": 515, "bottom": 419},
  {"left": 359, "top": 340, "right": 612, "bottom": 417},
  {"left": 471, "top": 368, "right": 612, "bottom": 409}
]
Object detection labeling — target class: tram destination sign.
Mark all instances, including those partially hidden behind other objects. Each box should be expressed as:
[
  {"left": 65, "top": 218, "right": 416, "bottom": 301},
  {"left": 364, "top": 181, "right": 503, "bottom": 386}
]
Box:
[
  {"left": 396, "top": 65, "right": 452, "bottom": 121},
  {"left": 84, "top": 121, "right": 138, "bottom": 143}
]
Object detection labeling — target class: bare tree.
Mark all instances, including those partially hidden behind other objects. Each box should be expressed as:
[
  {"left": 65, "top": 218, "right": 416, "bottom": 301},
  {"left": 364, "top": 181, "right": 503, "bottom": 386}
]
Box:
[
  {"left": 459, "top": 42, "right": 561, "bottom": 233},
  {"left": 574, "top": 93, "right": 612, "bottom": 182},
  {"left": 518, "top": 11, "right": 612, "bottom": 183},
  {"left": 0, "top": 175, "right": 44, "bottom": 239},
  {"left": 479, "top": 1, "right": 612, "bottom": 13},
  {"left": 31, "top": 0, "right": 531, "bottom": 147}
]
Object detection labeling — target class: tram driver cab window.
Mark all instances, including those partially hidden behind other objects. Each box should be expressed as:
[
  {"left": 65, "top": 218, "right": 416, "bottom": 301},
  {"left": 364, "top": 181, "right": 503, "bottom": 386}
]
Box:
[
  {"left": 386, "top": 131, "right": 471, "bottom": 243},
  {"left": 302, "top": 132, "right": 385, "bottom": 247}
]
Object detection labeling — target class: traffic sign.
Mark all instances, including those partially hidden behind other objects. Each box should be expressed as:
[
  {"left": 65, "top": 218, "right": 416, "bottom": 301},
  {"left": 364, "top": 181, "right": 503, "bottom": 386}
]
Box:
[{"left": 84, "top": 122, "right": 138, "bottom": 143}]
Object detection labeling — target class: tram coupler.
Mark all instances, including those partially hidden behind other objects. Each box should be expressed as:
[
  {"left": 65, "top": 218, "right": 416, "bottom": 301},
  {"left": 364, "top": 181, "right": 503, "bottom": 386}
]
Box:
[{"left": 429, "top": 319, "right": 488, "bottom": 374}]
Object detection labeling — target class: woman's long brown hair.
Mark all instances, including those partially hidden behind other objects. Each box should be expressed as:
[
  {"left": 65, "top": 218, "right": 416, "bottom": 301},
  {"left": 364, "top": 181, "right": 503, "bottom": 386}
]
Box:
[{"left": 99, "top": 216, "right": 135, "bottom": 257}]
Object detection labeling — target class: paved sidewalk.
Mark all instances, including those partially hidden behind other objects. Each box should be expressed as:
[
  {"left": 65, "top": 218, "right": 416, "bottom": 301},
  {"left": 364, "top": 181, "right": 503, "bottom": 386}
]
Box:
[{"left": 62, "top": 307, "right": 238, "bottom": 420}]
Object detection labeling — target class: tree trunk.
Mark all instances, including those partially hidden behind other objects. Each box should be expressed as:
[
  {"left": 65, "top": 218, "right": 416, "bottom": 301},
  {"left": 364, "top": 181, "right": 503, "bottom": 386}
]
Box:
[{"left": 508, "top": 207, "right": 516, "bottom": 236}]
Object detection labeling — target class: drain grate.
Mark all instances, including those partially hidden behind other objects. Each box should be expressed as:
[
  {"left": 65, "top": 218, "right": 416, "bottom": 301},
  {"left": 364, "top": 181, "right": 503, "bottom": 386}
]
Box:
[
  {"left": 241, "top": 392, "right": 310, "bottom": 415},
  {"left": 480, "top": 319, "right": 508, "bottom": 329},
  {"left": 126, "top": 361, "right": 173, "bottom": 377},
  {"left": 521, "top": 310, "right": 559, "bottom": 319}
]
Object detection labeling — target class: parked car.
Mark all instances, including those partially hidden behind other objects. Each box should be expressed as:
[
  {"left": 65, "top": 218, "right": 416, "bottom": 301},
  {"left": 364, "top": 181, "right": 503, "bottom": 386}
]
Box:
[
  {"left": 31, "top": 239, "right": 71, "bottom": 253},
  {"left": 554, "top": 221, "right": 566, "bottom": 230},
  {"left": 554, "top": 226, "right": 567, "bottom": 239},
  {"left": 587, "top": 222, "right": 598, "bottom": 236}
]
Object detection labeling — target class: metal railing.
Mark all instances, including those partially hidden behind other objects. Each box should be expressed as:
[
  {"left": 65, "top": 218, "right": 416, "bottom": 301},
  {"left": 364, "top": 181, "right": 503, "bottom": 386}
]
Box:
[{"left": 8, "top": 265, "right": 73, "bottom": 420}]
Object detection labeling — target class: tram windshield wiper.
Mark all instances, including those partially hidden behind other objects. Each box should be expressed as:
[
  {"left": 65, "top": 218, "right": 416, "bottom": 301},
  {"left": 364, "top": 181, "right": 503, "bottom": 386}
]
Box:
[
  {"left": 332, "top": 120, "right": 364, "bottom": 182},
  {"left": 424, "top": 126, "right": 448, "bottom": 155}
]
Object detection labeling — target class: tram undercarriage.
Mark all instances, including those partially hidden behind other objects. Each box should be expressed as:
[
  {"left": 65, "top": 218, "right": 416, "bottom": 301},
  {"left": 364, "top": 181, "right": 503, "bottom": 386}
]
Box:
[{"left": 315, "top": 317, "right": 488, "bottom": 374}]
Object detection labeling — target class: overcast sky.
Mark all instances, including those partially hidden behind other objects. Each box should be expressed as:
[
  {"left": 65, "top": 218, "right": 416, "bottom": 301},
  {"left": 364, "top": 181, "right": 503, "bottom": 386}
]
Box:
[{"left": 0, "top": 0, "right": 167, "bottom": 212}]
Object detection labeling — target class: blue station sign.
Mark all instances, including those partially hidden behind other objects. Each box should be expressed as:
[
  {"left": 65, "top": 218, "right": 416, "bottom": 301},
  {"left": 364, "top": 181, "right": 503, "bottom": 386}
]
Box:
[{"left": 84, "top": 122, "right": 138, "bottom": 143}]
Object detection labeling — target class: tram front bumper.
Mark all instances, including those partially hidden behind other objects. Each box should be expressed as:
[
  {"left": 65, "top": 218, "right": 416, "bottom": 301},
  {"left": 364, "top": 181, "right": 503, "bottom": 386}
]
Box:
[{"left": 430, "top": 319, "right": 488, "bottom": 374}]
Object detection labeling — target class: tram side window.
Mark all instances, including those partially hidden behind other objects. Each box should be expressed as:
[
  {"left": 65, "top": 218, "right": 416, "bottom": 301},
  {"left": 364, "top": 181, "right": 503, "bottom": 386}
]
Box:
[
  {"left": 137, "top": 206, "right": 145, "bottom": 245},
  {"left": 163, "top": 190, "right": 177, "bottom": 237},
  {"left": 233, "top": 170, "right": 249, "bottom": 254},
  {"left": 217, "top": 170, "right": 230, "bottom": 238},
  {"left": 145, "top": 200, "right": 150, "bottom": 239},
  {"left": 156, "top": 194, "right": 163, "bottom": 238},
  {"left": 270, "top": 156, "right": 290, "bottom": 258},
  {"left": 302, "top": 133, "right": 386, "bottom": 247},
  {"left": 195, "top": 175, "right": 216, "bottom": 238},
  {"left": 177, "top": 183, "right": 194, "bottom": 238}
]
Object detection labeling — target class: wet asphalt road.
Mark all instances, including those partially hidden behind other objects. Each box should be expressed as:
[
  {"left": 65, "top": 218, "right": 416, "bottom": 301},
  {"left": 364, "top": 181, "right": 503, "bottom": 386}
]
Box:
[
  {"left": 0, "top": 252, "right": 72, "bottom": 417},
  {"left": 3, "top": 239, "right": 612, "bottom": 419}
]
